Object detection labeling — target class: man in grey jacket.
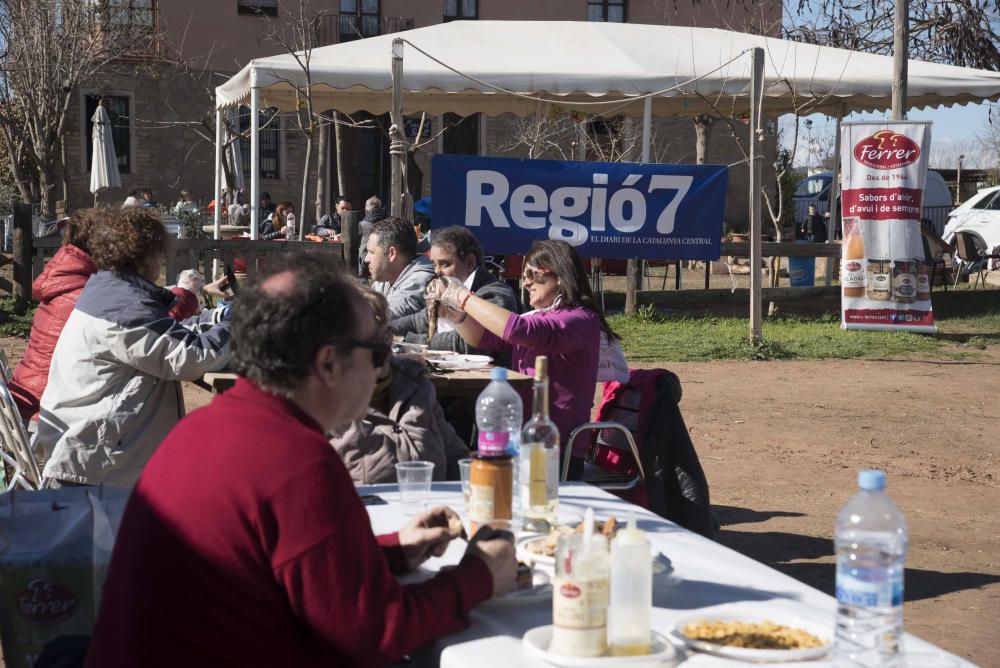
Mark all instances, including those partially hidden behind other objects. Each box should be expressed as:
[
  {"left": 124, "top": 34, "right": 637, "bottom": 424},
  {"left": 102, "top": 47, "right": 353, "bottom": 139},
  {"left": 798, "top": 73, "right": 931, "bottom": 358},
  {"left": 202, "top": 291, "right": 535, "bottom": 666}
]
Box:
[
  {"left": 393, "top": 226, "right": 518, "bottom": 359},
  {"left": 366, "top": 217, "right": 436, "bottom": 328}
]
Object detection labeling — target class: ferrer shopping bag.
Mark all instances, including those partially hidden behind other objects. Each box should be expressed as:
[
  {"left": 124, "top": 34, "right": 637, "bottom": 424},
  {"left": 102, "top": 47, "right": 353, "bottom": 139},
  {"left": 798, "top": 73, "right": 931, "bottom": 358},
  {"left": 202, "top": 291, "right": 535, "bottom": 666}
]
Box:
[{"left": 0, "top": 487, "right": 130, "bottom": 668}]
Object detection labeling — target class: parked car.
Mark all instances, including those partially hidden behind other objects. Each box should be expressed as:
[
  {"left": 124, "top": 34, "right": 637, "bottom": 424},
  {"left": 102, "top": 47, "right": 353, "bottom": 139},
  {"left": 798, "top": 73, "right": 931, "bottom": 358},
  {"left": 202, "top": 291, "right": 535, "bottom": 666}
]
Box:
[
  {"left": 793, "top": 170, "right": 954, "bottom": 233},
  {"left": 942, "top": 184, "right": 1000, "bottom": 252}
]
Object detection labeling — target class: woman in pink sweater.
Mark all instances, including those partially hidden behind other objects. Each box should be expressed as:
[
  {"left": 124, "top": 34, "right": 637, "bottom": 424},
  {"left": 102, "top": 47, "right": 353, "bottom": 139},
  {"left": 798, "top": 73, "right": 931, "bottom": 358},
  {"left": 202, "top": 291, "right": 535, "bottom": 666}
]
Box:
[{"left": 427, "top": 239, "right": 619, "bottom": 477}]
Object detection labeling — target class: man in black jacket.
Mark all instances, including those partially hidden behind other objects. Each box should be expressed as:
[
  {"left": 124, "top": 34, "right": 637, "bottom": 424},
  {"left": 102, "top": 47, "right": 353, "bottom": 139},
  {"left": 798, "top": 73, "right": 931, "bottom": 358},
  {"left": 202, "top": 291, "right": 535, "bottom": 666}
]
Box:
[
  {"left": 393, "top": 226, "right": 518, "bottom": 358},
  {"left": 358, "top": 195, "right": 387, "bottom": 274}
]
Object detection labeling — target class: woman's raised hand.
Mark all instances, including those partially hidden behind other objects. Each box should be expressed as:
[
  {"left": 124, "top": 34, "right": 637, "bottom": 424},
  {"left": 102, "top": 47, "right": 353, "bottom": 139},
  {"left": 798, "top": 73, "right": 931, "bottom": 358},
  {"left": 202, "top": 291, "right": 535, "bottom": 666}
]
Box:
[{"left": 425, "top": 275, "right": 469, "bottom": 309}]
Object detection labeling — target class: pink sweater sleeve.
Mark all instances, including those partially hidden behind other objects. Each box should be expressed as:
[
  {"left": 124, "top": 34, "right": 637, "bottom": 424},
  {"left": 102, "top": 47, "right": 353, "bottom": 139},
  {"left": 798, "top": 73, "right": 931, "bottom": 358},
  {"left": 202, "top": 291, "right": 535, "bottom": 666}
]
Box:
[
  {"left": 270, "top": 453, "right": 493, "bottom": 665},
  {"left": 501, "top": 308, "right": 598, "bottom": 353}
]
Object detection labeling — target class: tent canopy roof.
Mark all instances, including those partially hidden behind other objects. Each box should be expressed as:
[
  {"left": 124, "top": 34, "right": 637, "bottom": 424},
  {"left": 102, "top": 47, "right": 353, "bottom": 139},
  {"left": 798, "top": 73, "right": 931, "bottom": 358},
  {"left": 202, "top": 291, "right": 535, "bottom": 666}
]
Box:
[{"left": 215, "top": 21, "right": 1000, "bottom": 118}]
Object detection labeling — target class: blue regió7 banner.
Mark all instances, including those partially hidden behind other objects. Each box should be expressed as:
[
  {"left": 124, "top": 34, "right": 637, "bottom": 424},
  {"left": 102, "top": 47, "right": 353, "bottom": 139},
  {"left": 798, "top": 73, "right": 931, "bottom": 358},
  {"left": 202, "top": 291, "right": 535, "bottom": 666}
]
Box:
[{"left": 430, "top": 155, "right": 728, "bottom": 260}]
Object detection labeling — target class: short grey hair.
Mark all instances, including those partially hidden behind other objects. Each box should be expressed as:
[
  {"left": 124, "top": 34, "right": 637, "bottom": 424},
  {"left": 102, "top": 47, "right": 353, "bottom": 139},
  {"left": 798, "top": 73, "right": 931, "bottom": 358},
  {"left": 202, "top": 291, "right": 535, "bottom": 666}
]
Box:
[{"left": 365, "top": 195, "right": 382, "bottom": 211}]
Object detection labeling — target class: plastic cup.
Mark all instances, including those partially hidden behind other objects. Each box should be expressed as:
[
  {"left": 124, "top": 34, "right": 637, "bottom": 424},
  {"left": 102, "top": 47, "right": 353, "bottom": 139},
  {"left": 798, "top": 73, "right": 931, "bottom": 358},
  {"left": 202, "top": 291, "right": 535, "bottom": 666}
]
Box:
[
  {"left": 458, "top": 458, "right": 473, "bottom": 512},
  {"left": 395, "top": 461, "right": 434, "bottom": 514}
]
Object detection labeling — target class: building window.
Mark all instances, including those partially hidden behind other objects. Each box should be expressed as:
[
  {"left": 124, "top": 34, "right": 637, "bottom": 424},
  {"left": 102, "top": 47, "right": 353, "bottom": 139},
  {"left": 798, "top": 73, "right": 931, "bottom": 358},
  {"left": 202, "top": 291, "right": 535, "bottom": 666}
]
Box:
[
  {"left": 85, "top": 95, "right": 131, "bottom": 175},
  {"left": 588, "top": 0, "right": 626, "bottom": 22},
  {"left": 109, "top": 0, "right": 156, "bottom": 26},
  {"left": 239, "top": 107, "right": 281, "bottom": 180},
  {"left": 339, "top": 0, "right": 380, "bottom": 42},
  {"left": 237, "top": 0, "right": 278, "bottom": 17},
  {"left": 444, "top": 0, "right": 477, "bottom": 21},
  {"left": 443, "top": 113, "right": 479, "bottom": 156}
]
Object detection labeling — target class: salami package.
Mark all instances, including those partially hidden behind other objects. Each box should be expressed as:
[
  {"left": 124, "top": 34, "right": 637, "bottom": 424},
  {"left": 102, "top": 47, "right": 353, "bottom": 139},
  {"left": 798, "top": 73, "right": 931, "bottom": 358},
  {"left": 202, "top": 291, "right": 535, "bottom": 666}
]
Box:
[{"left": 0, "top": 487, "right": 130, "bottom": 668}]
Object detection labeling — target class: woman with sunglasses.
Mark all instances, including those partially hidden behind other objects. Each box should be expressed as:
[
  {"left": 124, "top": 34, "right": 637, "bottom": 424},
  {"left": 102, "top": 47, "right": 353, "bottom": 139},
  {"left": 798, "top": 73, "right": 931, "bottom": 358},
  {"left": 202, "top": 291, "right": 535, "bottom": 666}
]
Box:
[
  {"left": 426, "top": 239, "right": 618, "bottom": 478},
  {"left": 329, "top": 286, "right": 469, "bottom": 483}
]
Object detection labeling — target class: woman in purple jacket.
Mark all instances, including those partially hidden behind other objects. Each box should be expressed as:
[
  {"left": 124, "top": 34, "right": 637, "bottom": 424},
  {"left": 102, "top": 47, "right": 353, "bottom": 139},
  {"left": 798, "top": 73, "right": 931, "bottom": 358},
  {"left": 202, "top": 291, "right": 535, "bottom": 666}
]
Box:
[{"left": 426, "top": 239, "right": 619, "bottom": 478}]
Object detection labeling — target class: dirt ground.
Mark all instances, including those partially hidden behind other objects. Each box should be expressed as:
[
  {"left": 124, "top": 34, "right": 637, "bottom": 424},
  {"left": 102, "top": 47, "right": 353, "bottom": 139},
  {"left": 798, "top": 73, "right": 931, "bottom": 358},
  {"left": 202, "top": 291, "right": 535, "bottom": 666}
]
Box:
[{"left": 2, "top": 336, "right": 997, "bottom": 666}]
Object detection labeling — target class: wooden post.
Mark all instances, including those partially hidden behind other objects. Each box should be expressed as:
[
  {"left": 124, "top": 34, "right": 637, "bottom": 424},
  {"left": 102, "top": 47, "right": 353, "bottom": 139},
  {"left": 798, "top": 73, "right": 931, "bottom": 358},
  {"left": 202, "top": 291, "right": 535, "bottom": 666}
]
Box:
[
  {"left": 12, "top": 203, "right": 32, "bottom": 300},
  {"left": 748, "top": 48, "right": 765, "bottom": 344},
  {"left": 390, "top": 39, "right": 405, "bottom": 218},
  {"left": 626, "top": 97, "right": 654, "bottom": 315},
  {"left": 892, "top": 0, "right": 909, "bottom": 119},
  {"left": 341, "top": 209, "right": 363, "bottom": 277}
]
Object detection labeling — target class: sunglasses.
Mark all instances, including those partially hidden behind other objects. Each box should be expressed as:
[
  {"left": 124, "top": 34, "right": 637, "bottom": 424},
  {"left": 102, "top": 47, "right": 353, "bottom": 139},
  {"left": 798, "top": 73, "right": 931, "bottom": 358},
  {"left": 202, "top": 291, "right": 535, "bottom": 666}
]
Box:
[
  {"left": 522, "top": 268, "right": 554, "bottom": 284},
  {"left": 347, "top": 339, "right": 391, "bottom": 367}
]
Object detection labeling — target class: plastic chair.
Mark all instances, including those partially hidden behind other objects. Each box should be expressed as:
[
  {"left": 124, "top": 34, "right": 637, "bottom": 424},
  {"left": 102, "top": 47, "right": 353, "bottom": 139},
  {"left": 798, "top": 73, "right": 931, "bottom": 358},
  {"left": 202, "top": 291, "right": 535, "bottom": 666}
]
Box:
[
  {"left": 953, "top": 231, "right": 998, "bottom": 290},
  {"left": 0, "top": 348, "right": 12, "bottom": 382},
  {"left": 0, "top": 378, "right": 42, "bottom": 490},
  {"left": 560, "top": 422, "right": 645, "bottom": 492}
]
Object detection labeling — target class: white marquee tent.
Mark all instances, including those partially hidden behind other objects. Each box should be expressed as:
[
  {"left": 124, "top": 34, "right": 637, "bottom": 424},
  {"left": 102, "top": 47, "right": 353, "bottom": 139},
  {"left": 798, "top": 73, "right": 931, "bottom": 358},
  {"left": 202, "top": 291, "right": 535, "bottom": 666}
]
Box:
[{"left": 213, "top": 21, "right": 1000, "bottom": 336}]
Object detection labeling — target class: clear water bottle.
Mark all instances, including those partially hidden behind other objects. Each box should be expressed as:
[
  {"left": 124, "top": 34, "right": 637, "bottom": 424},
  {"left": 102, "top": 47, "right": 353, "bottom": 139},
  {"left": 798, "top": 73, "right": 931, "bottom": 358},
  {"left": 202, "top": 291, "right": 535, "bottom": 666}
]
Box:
[
  {"left": 475, "top": 367, "right": 523, "bottom": 457},
  {"left": 833, "top": 470, "right": 908, "bottom": 667},
  {"left": 285, "top": 212, "right": 297, "bottom": 239}
]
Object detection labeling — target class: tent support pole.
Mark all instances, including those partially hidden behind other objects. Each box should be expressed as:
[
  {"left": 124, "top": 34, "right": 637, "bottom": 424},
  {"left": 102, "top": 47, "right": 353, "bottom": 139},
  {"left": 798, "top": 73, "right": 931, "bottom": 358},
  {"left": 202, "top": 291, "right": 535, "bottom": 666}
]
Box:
[
  {"left": 749, "top": 47, "right": 764, "bottom": 344},
  {"left": 213, "top": 109, "right": 223, "bottom": 277},
  {"left": 625, "top": 97, "right": 654, "bottom": 316},
  {"left": 390, "top": 39, "right": 404, "bottom": 218},
  {"left": 250, "top": 86, "right": 260, "bottom": 240},
  {"left": 826, "top": 104, "right": 845, "bottom": 286}
]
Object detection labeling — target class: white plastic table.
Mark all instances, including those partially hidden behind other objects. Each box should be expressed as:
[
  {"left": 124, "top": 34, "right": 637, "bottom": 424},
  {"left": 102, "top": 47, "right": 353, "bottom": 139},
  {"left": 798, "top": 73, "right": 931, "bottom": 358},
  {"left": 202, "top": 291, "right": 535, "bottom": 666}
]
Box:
[{"left": 360, "top": 482, "right": 968, "bottom": 668}]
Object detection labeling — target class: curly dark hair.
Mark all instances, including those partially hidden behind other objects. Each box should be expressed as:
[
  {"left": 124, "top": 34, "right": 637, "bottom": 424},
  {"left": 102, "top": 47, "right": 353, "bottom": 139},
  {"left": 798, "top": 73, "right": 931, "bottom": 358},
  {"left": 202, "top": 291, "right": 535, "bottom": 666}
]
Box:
[
  {"left": 370, "top": 216, "right": 418, "bottom": 261},
  {"left": 88, "top": 208, "right": 168, "bottom": 275},
  {"left": 431, "top": 226, "right": 483, "bottom": 266},
  {"left": 62, "top": 208, "right": 103, "bottom": 255},
  {"left": 232, "top": 251, "right": 362, "bottom": 394},
  {"left": 524, "top": 239, "right": 619, "bottom": 341}
]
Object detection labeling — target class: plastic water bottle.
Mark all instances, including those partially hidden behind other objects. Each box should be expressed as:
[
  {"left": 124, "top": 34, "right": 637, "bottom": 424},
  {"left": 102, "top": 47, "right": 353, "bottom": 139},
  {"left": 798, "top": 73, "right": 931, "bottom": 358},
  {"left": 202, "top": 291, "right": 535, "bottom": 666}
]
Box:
[
  {"left": 285, "top": 212, "right": 296, "bottom": 239},
  {"left": 475, "top": 367, "right": 523, "bottom": 457},
  {"left": 833, "top": 470, "right": 908, "bottom": 667}
]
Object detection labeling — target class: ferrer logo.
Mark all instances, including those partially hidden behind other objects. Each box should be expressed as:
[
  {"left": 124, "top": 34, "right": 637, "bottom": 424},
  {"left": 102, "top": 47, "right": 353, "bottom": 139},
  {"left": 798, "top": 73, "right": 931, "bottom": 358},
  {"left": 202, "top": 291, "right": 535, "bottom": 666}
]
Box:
[
  {"left": 845, "top": 261, "right": 862, "bottom": 272},
  {"left": 853, "top": 131, "right": 920, "bottom": 170},
  {"left": 559, "top": 583, "right": 582, "bottom": 599},
  {"left": 17, "top": 579, "right": 77, "bottom": 626}
]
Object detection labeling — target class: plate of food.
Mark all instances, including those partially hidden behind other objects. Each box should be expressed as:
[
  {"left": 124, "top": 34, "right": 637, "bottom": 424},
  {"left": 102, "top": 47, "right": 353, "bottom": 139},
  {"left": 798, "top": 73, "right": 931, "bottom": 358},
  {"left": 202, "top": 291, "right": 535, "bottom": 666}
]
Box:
[
  {"left": 673, "top": 611, "right": 832, "bottom": 662},
  {"left": 479, "top": 563, "right": 552, "bottom": 608},
  {"left": 433, "top": 354, "right": 493, "bottom": 370},
  {"left": 391, "top": 342, "right": 426, "bottom": 361},
  {"left": 516, "top": 517, "right": 672, "bottom": 576},
  {"left": 523, "top": 626, "right": 677, "bottom": 667}
]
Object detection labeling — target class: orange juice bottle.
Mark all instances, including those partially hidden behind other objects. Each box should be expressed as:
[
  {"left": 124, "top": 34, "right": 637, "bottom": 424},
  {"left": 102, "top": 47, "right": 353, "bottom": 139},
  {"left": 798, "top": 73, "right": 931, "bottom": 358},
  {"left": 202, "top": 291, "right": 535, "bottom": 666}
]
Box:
[{"left": 842, "top": 217, "right": 866, "bottom": 297}]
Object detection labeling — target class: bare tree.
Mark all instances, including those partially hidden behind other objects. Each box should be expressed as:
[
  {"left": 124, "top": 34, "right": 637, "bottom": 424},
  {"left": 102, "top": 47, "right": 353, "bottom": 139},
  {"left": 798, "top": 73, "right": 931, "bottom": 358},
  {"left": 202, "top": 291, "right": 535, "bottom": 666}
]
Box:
[{"left": 0, "top": 0, "right": 157, "bottom": 217}]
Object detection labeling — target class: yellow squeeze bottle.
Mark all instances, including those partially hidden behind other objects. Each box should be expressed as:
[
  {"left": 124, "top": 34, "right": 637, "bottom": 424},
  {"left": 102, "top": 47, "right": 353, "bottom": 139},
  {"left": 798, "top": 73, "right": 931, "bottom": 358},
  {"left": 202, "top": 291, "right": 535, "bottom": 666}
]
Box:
[{"left": 608, "top": 512, "right": 652, "bottom": 656}]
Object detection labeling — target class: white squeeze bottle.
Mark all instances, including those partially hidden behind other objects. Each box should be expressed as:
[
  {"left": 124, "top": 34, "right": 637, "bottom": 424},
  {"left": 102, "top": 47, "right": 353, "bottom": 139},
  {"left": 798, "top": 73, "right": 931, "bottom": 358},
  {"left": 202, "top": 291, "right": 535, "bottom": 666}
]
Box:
[
  {"left": 833, "top": 470, "right": 908, "bottom": 667},
  {"left": 608, "top": 512, "right": 652, "bottom": 656}
]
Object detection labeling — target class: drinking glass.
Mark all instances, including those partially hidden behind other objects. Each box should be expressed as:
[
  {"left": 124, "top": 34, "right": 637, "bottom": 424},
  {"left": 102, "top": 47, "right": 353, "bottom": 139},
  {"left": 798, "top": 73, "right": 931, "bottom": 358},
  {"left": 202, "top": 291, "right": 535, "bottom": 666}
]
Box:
[
  {"left": 457, "top": 458, "right": 473, "bottom": 513},
  {"left": 395, "top": 461, "right": 435, "bottom": 514}
]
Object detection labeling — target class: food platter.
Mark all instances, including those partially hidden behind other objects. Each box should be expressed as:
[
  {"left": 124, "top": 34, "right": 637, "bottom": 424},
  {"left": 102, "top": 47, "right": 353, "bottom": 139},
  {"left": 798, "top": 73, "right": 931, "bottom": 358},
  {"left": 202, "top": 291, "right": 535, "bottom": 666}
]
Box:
[
  {"left": 522, "top": 626, "right": 677, "bottom": 667},
  {"left": 433, "top": 354, "right": 493, "bottom": 370},
  {"left": 672, "top": 610, "right": 832, "bottom": 662}
]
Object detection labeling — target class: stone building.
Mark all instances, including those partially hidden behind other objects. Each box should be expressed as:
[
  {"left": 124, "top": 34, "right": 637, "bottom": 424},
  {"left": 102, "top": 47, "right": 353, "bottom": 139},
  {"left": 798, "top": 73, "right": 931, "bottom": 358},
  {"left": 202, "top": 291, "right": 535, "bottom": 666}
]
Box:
[{"left": 63, "top": 0, "right": 780, "bottom": 230}]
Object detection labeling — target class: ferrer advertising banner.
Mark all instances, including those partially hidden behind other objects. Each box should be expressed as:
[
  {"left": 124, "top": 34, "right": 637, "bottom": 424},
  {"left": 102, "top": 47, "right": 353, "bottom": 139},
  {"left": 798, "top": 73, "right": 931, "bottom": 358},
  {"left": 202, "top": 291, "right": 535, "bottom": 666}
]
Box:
[
  {"left": 431, "top": 155, "right": 728, "bottom": 260},
  {"left": 840, "top": 122, "right": 936, "bottom": 333}
]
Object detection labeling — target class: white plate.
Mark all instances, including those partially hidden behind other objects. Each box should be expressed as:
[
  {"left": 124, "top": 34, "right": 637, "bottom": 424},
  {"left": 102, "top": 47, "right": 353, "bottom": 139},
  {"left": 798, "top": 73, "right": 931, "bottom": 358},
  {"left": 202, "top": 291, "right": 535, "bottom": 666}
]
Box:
[
  {"left": 434, "top": 354, "right": 493, "bottom": 369},
  {"left": 523, "top": 625, "right": 677, "bottom": 667},
  {"left": 673, "top": 611, "right": 832, "bottom": 662},
  {"left": 479, "top": 570, "right": 552, "bottom": 608},
  {"left": 516, "top": 534, "right": 673, "bottom": 577}
]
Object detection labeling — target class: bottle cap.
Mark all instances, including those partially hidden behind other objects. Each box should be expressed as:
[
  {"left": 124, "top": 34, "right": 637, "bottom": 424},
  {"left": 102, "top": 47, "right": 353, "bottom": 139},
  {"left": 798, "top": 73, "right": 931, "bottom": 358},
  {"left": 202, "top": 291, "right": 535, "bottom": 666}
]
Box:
[
  {"left": 614, "top": 510, "right": 647, "bottom": 546},
  {"left": 858, "top": 469, "right": 886, "bottom": 491},
  {"left": 490, "top": 367, "right": 508, "bottom": 381}
]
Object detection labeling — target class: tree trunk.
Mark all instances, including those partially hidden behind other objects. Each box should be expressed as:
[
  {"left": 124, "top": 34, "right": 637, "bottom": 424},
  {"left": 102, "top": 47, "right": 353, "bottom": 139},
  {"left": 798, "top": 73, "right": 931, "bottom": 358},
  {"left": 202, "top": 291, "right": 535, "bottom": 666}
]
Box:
[
  {"left": 693, "top": 114, "right": 715, "bottom": 165},
  {"left": 299, "top": 131, "right": 313, "bottom": 240},
  {"left": 38, "top": 165, "right": 57, "bottom": 220},
  {"left": 315, "top": 119, "right": 329, "bottom": 221},
  {"left": 334, "top": 112, "right": 348, "bottom": 201}
]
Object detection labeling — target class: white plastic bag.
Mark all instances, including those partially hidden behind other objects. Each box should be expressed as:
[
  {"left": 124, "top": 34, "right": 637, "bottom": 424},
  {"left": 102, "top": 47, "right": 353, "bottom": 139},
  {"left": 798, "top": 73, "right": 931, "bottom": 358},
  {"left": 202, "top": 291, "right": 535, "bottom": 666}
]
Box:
[
  {"left": 597, "top": 332, "right": 630, "bottom": 383},
  {"left": 0, "top": 487, "right": 130, "bottom": 668}
]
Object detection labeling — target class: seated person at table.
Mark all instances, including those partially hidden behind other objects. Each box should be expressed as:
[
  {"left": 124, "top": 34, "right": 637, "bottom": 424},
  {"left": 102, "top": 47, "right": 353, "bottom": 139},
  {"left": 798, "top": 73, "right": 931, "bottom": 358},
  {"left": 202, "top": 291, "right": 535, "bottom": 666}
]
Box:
[
  {"left": 365, "top": 216, "right": 435, "bottom": 326},
  {"left": 259, "top": 199, "right": 294, "bottom": 240},
  {"left": 34, "top": 208, "right": 232, "bottom": 487},
  {"left": 330, "top": 287, "right": 468, "bottom": 483},
  {"left": 426, "top": 239, "right": 619, "bottom": 479},
  {"left": 393, "top": 226, "right": 519, "bottom": 359},
  {"left": 314, "top": 195, "right": 351, "bottom": 238},
  {"left": 9, "top": 208, "right": 220, "bottom": 425},
  {"left": 84, "top": 252, "right": 515, "bottom": 668}
]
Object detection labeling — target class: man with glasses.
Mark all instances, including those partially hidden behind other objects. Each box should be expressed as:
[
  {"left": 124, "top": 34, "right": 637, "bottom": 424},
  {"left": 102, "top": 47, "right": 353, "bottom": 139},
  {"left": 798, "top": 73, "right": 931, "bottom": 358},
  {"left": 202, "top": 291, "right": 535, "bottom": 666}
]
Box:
[{"left": 86, "top": 252, "right": 516, "bottom": 667}]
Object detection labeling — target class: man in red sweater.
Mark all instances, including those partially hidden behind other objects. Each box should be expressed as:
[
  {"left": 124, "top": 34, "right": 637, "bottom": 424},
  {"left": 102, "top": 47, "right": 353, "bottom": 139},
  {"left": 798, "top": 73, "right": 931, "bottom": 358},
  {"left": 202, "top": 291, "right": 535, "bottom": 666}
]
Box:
[{"left": 85, "top": 252, "right": 516, "bottom": 667}]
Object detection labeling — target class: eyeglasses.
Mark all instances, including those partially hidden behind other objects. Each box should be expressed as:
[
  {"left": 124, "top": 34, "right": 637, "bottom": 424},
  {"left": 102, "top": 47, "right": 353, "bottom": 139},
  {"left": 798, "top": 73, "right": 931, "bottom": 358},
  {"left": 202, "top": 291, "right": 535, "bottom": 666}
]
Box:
[
  {"left": 347, "top": 339, "right": 391, "bottom": 367},
  {"left": 521, "top": 268, "right": 554, "bottom": 284}
]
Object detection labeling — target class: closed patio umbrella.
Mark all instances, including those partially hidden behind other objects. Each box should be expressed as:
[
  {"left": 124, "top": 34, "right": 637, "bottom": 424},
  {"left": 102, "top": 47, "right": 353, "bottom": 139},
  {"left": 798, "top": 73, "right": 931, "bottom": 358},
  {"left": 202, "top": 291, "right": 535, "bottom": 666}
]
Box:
[{"left": 90, "top": 102, "right": 121, "bottom": 205}]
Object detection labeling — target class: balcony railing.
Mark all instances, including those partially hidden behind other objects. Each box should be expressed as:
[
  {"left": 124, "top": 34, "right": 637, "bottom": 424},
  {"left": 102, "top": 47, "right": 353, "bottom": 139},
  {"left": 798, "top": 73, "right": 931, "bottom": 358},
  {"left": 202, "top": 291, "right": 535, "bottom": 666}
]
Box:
[{"left": 314, "top": 14, "right": 414, "bottom": 48}]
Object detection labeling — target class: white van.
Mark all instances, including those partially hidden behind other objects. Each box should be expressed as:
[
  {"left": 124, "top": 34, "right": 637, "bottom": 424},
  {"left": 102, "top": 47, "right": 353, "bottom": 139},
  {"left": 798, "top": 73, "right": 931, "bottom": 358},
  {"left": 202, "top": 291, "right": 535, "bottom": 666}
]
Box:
[{"left": 793, "top": 170, "right": 953, "bottom": 233}]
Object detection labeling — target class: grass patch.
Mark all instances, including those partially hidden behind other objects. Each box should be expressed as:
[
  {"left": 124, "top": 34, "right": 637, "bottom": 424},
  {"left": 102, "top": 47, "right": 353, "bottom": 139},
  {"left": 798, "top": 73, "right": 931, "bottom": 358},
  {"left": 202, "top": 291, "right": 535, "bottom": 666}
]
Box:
[
  {"left": 609, "top": 310, "right": 1000, "bottom": 362},
  {"left": 0, "top": 298, "right": 36, "bottom": 338}
]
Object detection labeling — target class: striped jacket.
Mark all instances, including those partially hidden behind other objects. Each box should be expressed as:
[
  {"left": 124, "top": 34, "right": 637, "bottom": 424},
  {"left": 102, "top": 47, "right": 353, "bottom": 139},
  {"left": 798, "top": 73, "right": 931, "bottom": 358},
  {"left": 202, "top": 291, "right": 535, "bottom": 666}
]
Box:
[{"left": 34, "top": 270, "right": 232, "bottom": 486}]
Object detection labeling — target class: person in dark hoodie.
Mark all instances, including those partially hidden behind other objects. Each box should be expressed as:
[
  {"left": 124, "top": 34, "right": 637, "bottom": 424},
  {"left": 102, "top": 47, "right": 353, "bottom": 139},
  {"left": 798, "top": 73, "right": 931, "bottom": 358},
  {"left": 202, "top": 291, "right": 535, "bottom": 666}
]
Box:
[{"left": 358, "top": 195, "right": 386, "bottom": 274}]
